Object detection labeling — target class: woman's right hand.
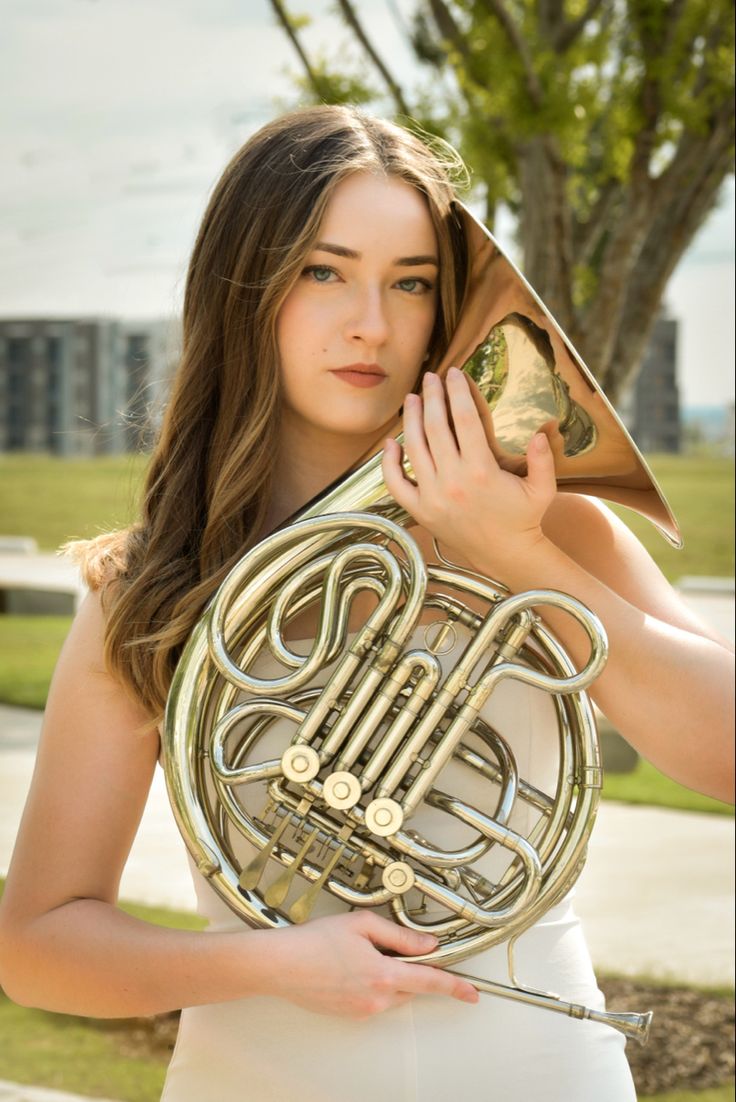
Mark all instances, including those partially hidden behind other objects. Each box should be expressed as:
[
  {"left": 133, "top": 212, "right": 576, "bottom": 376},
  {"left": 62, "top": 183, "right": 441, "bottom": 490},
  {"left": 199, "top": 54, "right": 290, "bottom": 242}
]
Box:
[{"left": 256, "top": 911, "right": 480, "bottom": 1018}]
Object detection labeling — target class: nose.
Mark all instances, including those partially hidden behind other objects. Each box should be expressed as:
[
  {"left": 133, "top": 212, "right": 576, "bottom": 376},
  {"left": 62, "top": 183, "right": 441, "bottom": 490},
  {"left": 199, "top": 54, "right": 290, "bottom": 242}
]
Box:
[{"left": 344, "top": 286, "right": 390, "bottom": 349}]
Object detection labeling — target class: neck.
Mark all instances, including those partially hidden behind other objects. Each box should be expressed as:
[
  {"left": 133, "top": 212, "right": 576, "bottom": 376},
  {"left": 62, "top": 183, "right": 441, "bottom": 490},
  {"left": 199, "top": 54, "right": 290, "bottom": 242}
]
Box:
[{"left": 260, "top": 411, "right": 390, "bottom": 537}]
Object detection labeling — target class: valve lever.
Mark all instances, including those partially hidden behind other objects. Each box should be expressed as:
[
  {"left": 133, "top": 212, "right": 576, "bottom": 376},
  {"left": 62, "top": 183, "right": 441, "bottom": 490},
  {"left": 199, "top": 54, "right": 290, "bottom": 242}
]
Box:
[
  {"left": 238, "top": 813, "right": 290, "bottom": 891},
  {"left": 264, "top": 827, "right": 316, "bottom": 908}
]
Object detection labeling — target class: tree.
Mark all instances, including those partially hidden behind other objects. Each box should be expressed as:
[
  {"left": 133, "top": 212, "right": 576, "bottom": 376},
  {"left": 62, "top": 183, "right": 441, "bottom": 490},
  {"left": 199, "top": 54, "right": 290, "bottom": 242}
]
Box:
[{"left": 269, "top": 0, "right": 734, "bottom": 402}]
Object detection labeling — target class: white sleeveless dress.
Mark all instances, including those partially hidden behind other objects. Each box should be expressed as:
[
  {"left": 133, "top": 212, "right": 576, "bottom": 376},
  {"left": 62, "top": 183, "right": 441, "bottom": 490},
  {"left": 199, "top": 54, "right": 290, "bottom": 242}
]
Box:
[{"left": 160, "top": 631, "right": 637, "bottom": 1101}]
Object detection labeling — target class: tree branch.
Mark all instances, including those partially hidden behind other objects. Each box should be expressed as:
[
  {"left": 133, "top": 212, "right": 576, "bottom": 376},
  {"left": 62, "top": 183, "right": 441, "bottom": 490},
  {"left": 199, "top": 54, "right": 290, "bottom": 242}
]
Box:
[
  {"left": 268, "top": 0, "right": 325, "bottom": 98},
  {"left": 603, "top": 122, "right": 734, "bottom": 399},
  {"left": 690, "top": 17, "right": 732, "bottom": 99},
  {"left": 592, "top": 91, "right": 734, "bottom": 396},
  {"left": 628, "top": 39, "right": 663, "bottom": 180},
  {"left": 577, "top": 10, "right": 668, "bottom": 364},
  {"left": 572, "top": 179, "right": 624, "bottom": 269},
  {"left": 426, "top": 0, "right": 472, "bottom": 63},
  {"left": 335, "top": 0, "right": 411, "bottom": 116},
  {"left": 575, "top": 172, "right": 653, "bottom": 377},
  {"left": 554, "top": 0, "right": 607, "bottom": 53},
  {"left": 660, "top": 0, "right": 689, "bottom": 60},
  {"left": 426, "top": 0, "right": 495, "bottom": 94},
  {"left": 654, "top": 93, "right": 735, "bottom": 204},
  {"left": 537, "top": 0, "right": 565, "bottom": 41},
  {"left": 478, "top": 0, "right": 543, "bottom": 106}
]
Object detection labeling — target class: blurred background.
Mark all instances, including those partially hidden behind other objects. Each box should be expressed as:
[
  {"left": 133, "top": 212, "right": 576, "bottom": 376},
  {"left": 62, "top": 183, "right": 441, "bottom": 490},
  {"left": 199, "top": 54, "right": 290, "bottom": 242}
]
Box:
[{"left": 0, "top": 2, "right": 733, "bottom": 1101}]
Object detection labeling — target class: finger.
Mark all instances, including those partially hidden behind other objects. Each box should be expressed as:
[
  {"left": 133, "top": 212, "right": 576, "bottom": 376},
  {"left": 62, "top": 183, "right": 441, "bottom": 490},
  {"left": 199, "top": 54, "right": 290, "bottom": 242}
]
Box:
[
  {"left": 536, "top": 417, "right": 565, "bottom": 462},
  {"left": 464, "top": 372, "right": 502, "bottom": 465},
  {"left": 402, "top": 392, "right": 436, "bottom": 482},
  {"left": 445, "top": 367, "right": 494, "bottom": 461},
  {"left": 359, "top": 912, "right": 438, "bottom": 958},
  {"left": 382, "top": 438, "right": 421, "bottom": 514},
  {"left": 464, "top": 374, "right": 528, "bottom": 475},
  {"left": 391, "top": 960, "right": 480, "bottom": 1004},
  {"left": 525, "top": 432, "right": 557, "bottom": 500},
  {"left": 420, "top": 372, "right": 459, "bottom": 467}
]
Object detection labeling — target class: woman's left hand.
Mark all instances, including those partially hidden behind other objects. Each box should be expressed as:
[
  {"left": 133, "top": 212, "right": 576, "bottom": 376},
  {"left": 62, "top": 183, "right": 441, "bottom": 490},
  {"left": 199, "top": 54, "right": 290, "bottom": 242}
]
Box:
[{"left": 382, "top": 367, "right": 557, "bottom": 574}]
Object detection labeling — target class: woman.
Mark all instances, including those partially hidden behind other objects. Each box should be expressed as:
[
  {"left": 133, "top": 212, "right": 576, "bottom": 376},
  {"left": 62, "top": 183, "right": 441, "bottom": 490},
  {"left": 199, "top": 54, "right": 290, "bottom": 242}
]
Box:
[{"left": 0, "top": 105, "right": 732, "bottom": 1101}]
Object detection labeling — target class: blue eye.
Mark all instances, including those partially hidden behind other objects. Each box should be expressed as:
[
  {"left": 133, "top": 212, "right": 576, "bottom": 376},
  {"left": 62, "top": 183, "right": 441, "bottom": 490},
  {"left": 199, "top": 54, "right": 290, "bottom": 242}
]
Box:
[
  {"left": 304, "top": 265, "right": 336, "bottom": 283},
  {"left": 397, "top": 277, "right": 433, "bottom": 294}
]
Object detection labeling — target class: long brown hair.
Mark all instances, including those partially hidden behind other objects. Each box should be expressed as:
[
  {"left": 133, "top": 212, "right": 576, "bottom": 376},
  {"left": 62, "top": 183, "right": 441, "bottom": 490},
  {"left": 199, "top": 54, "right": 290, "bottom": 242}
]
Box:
[{"left": 71, "top": 105, "right": 469, "bottom": 721}]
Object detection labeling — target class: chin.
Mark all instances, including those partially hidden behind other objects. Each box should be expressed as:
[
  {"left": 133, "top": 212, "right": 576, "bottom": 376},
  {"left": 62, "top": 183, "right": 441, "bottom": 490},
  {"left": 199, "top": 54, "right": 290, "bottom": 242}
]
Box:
[{"left": 315, "top": 405, "right": 398, "bottom": 441}]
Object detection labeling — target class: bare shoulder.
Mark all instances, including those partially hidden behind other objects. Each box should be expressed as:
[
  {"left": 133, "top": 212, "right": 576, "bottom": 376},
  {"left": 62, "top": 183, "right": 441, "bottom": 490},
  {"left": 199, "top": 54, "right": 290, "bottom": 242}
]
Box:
[
  {"left": 49, "top": 587, "right": 155, "bottom": 737},
  {"left": 40, "top": 583, "right": 159, "bottom": 786},
  {"left": 54, "top": 584, "right": 111, "bottom": 674}
]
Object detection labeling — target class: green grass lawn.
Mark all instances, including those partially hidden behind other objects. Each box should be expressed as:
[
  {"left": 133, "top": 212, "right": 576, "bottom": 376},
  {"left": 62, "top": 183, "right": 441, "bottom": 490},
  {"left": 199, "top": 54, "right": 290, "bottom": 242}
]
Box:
[
  {"left": 0, "top": 892, "right": 201, "bottom": 1101},
  {"left": 0, "top": 453, "right": 149, "bottom": 550},
  {"left": 0, "top": 452, "right": 733, "bottom": 576},
  {"left": 641, "top": 1091, "right": 734, "bottom": 1102},
  {"left": 602, "top": 757, "right": 734, "bottom": 816},
  {"left": 0, "top": 615, "right": 72, "bottom": 709},
  {"left": 0, "top": 994, "right": 167, "bottom": 1102},
  {"left": 609, "top": 454, "right": 734, "bottom": 581}
]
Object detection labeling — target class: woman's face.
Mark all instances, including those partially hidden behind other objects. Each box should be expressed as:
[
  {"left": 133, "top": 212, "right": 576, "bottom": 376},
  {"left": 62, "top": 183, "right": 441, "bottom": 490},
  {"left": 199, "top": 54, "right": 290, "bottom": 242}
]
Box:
[{"left": 276, "top": 171, "right": 439, "bottom": 442}]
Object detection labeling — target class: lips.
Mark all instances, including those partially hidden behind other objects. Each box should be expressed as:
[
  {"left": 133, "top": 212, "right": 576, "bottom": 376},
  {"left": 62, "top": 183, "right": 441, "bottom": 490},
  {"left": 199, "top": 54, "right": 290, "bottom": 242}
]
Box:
[{"left": 329, "top": 363, "right": 387, "bottom": 389}]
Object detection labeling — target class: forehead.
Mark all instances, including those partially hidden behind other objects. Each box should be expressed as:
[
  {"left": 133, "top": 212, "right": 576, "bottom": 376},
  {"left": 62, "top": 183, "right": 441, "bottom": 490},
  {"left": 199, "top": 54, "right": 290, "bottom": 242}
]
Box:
[{"left": 317, "top": 172, "right": 437, "bottom": 252}]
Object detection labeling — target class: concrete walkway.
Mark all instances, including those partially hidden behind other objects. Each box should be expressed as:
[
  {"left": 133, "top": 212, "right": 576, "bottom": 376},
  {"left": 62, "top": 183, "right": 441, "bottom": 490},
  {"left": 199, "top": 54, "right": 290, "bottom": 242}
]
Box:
[{"left": 0, "top": 1084, "right": 118, "bottom": 1102}]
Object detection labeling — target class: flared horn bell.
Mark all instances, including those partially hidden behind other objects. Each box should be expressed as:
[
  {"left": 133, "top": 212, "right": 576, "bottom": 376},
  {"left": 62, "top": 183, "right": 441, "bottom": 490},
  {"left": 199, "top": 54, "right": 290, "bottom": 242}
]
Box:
[
  {"left": 329, "top": 200, "right": 681, "bottom": 548},
  {"left": 443, "top": 202, "right": 681, "bottom": 545}
]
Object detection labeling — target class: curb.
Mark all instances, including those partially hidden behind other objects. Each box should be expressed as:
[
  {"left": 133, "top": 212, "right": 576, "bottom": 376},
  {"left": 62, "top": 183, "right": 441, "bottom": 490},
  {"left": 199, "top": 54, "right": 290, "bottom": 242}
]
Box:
[{"left": 0, "top": 1082, "right": 119, "bottom": 1102}]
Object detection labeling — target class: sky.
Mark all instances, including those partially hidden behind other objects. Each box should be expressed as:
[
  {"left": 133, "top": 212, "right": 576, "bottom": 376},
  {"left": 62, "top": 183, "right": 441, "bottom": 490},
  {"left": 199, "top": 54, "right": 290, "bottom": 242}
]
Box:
[{"left": 1, "top": 0, "right": 733, "bottom": 410}]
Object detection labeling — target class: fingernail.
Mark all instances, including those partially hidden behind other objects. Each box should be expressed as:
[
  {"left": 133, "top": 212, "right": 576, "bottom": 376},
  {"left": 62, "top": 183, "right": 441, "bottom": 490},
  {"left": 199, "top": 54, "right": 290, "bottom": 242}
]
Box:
[
  {"left": 533, "top": 432, "right": 548, "bottom": 450},
  {"left": 448, "top": 366, "right": 461, "bottom": 377}
]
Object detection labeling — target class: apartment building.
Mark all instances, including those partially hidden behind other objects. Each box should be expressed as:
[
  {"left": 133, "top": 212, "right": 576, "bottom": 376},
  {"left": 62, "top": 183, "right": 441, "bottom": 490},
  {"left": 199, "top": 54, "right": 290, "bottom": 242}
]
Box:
[{"left": 0, "top": 316, "right": 176, "bottom": 455}]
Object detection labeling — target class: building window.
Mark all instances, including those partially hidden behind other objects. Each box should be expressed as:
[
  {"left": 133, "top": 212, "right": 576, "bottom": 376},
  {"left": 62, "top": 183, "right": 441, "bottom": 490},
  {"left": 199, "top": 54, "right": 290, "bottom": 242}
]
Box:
[{"left": 6, "top": 338, "right": 30, "bottom": 448}]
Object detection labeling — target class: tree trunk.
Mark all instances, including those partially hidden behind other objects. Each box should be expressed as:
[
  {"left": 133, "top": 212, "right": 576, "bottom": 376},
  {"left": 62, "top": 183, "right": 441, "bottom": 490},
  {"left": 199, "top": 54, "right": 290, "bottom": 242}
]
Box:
[{"left": 518, "top": 137, "right": 576, "bottom": 334}]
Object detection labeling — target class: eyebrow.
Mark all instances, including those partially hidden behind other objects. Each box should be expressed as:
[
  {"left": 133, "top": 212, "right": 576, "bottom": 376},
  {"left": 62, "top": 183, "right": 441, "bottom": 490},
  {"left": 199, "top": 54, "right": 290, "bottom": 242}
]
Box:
[{"left": 314, "top": 241, "right": 439, "bottom": 267}]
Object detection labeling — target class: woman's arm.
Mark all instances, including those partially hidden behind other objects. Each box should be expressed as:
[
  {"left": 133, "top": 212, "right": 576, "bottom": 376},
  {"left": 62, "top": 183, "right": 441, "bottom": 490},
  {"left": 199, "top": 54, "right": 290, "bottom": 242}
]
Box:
[
  {"left": 493, "top": 495, "right": 734, "bottom": 801},
  {"left": 0, "top": 590, "right": 477, "bottom": 1018},
  {"left": 384, "top": 368, "right": 735, "bottom": 803}
]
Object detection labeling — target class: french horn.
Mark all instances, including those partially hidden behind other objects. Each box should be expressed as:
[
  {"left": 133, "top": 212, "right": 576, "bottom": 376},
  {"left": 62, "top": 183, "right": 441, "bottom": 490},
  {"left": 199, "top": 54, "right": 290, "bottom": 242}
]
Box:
[{"left": 163, "top": 202, "right": 679, "bottom": 1045}]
